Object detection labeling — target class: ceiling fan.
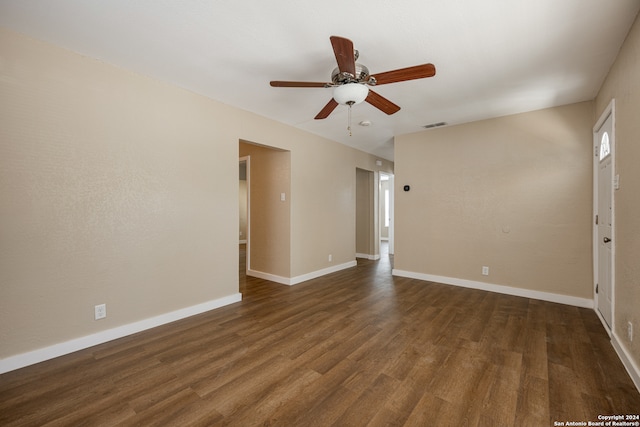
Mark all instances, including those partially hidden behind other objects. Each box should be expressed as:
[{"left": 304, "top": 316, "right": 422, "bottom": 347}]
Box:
[{"left": 270, "top": 36, "right": 436, "bottom": 121}]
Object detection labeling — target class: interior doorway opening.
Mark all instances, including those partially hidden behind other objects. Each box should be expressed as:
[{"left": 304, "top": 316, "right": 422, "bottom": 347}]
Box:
[
  {"left": 379, "top": 171, "right": 394, "bottom": 255},
  {"left": 239, "top": 157, "right": 249, "bottom": 290},
  {"left": 355, "top": 168, "right": 394, "bottom": 261},
  {"left": 355, "top": 168, "right": 377, "bottom": 260},
  {"left": 239, "top": 140, "right": 291, "bottom": 283}
]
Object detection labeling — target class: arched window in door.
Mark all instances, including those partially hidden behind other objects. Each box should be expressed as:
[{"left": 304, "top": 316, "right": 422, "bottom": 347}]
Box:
[{"left": 599, "top": 132, "right": 611, "bottom": 160}]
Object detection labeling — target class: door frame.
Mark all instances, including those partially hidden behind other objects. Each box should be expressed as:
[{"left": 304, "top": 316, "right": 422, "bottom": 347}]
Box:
[
  {"left": 240, "top": 156, "right": 251, "bottom": 273},
  {"left": 593, "top": 99, "right": 615, "bottom": 334},
  {"left": 379, "top": 171, "right": 395, "bottom": 255}
]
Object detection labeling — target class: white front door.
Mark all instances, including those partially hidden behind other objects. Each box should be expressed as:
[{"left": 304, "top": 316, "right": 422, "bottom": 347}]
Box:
[{"left": 595, "top": 110, "right": 614, "bottom": 329}]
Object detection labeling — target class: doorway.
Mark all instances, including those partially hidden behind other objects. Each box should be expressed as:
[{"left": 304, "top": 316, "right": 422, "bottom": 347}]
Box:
[
  {"left": 379, "top": 171, "right": 394, "bottom": 255},
  {"left": 355, "top": 168, "right": 376, "bottom": 259},
  {"left": 355, "top": 169, "right": 395, "bottom": 260},
  {"left": 239, "top": 141, "right": 291, "bottom": 281},
  {"left": 593, "top": 100, "right": 615, "bottom": 331},
  {"left": 239, "top": 156, "right": 249, "bottom": 287}
]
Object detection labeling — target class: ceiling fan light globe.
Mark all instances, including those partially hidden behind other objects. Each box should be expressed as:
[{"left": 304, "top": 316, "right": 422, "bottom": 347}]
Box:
[{"left": 333, "top": 83, "right": 369, "bottom": 106}]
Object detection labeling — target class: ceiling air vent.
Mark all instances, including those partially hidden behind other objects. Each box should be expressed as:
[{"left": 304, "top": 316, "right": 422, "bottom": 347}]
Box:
[{"left": 423, "top": 122, "right": 447, "bottom": 129}]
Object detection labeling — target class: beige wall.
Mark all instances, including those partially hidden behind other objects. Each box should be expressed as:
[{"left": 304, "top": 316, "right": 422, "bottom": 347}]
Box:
[
  {"left": 595, "top": 12, "right": 640, "bottom": 372},
  {"left": 0, "top": 29, "right": 240, "bottom": 359},
  {"left": 395, "top": 102, "right": 594, "bottom": 299},
  {"left": 0, "top": 28, "right": 393, "bottom": 362}
]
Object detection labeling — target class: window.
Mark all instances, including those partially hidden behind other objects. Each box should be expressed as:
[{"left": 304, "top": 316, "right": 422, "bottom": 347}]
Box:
[{"left": 599, "top": 132, "right": 611, "bottom": 160}]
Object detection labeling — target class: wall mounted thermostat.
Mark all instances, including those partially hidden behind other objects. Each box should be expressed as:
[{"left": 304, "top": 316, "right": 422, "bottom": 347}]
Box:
[{"left": 403, "top": 185, "right": 410, "bottom": 191}]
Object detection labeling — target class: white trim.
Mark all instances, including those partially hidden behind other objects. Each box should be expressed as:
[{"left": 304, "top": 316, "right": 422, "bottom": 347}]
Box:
[
  {"left": 595, "top": 309, "right": 613, "bottom": 339},
  {"left": 0, "top": 293, "right": 242, "bottom": 375},
  {"left": 611, "top": 333, "right": 640, "bottom": 393},
  {"left": 291, "top": 261, "right": 357, "bottom": 285},
  {"left": 356, "top": 253, "right": 380, "bottom": 260},
  {"left": 248, "top": 260, "right": 357, "bottom": 286},
  {"left": 379, "top": 171, "right": 395, "bottom": 255},
  {"left": 239, "top": 156, "right": 251, "bottom": 274},
  {"left": 373, "top": 170, "right": 381, "bottom": 257},
  {"left": 391, "top": 269, "right": 594, "bottom": 308},
  {"left": 246, "top": 269, "right": 291, "bottom": 285}
]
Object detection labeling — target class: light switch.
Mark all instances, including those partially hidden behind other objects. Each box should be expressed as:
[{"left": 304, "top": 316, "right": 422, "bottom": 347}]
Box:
[{"left": 280, "top": 192, "right": 286, "bottom": 201}]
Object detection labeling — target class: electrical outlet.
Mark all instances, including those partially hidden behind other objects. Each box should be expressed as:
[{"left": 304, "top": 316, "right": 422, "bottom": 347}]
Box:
[
  {"left": 482, "top": 266, "right": 489, "bottom": 276},
  {"left": 95, "top": 304, "right": 107, "bottom": 320},
  {"left": 628, "top": 321, "right": 633, "bottom": 342},
  {"left": 328, "top": 254, "right": 332, "bottom": 262}
]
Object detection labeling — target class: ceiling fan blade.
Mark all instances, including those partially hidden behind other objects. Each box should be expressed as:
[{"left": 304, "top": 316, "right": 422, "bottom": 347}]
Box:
[
  {"left": 315, "top": 98, "right": 339, "bottom": 120},
  {"left": 365, "top": 90, "right": 401, "bottom": 115},
  {"left": 371, "top": 63, "right": 436, "bottom": 85},
  {"left": 330, "top": 36, "right": 356, "bottom": 77},
  {"left": 270, "top": 81, "right": 329, "bottom": 88}
]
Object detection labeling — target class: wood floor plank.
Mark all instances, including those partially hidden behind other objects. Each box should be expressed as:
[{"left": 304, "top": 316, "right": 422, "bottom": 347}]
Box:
[
  {"left": 265, "top": 358, "right": 360, "bottom": 425},
  {"left": 520, "top": 326, "right": 549, "bottom": 381},
  {"left": 514, "top": 374, "right": 550, "bottom": 426},
  {"left": 332, "top": 373, "right": 400, "bottom": 426},
  {"left": 548, "top": 361, "right": 590, "bottom": 422},
  {"left": 307, "top": 324, "right": 382, "bottom": 374},
  {"left": 379, "top": 350, "right": 449, "bottom": 425},
  {"left": 216, "top": 367, "right": 321, "bottom": 426},
  {"left": 1, "top": 245, "right": 639, "bottom": 425},
  {"left": 479, "top": 358, "right": 521, "bottom": 426},
  {"left": 125, "top": 387, "right": 224, "bottom": 427},
  {"left": 404, "top": 392, "right": 472, "bottom": 427},
  {"left": 293, "top": 385, "right": 359, "bottom": 427}
]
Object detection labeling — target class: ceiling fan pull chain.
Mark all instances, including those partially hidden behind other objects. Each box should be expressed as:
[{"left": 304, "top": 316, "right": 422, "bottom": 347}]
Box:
[{"left": 348, "top": 103, "right": 352, "bottom": 136}]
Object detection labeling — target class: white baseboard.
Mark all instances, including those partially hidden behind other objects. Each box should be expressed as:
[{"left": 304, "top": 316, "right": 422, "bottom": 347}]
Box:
[
  {"left": 611, "top": 333, "right": 640, "bottom": 393},
  {"left": 290, "top": 261, "right": 357, "bottom": 285},
  {"left": 595, "top": 308, "right": 613, "bottom": 338},
  {"left": 391, "top": 269, "right": 594, "bottom": 309},
  {"left": 246, "top": 269, "right": 291, "bottom": 285},
  {"left": 248, "top": 260, "right": 357, "bottom": 286},
  {"left": 0, "top": 293, "right": 242, "bottom": 375},
  {"left": 356, "top": 253, "right": 380, "bottom": 260}
]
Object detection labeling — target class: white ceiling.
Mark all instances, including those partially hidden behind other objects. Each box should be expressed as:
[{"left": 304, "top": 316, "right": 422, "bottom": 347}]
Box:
[{"left": 1, "top": 1, "right": 638, "bottom": 160}]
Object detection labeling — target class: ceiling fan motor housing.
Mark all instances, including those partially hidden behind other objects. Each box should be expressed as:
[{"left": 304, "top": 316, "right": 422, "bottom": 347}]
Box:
[{"left": 331, "top": 63, "right": 370, "bottom": 84}]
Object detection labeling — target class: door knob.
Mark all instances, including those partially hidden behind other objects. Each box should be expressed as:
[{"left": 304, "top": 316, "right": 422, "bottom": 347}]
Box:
[{"left": 603, "top": 237, "right": 612, "bottom": 243}]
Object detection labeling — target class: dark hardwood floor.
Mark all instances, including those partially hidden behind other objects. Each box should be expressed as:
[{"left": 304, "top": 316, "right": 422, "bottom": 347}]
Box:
[{"left": 1, "top": 244, "right": 639, "bottom": 426}]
